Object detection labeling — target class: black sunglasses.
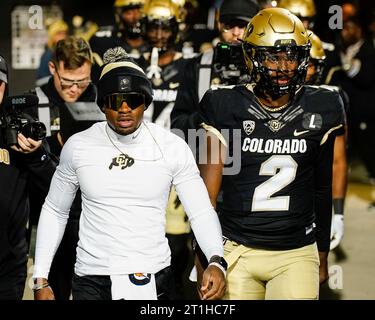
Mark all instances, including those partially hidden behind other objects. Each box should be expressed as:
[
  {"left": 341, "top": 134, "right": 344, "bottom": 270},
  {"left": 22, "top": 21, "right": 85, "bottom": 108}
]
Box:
[{"left": 104, "top": 93, "right": 145, "bottom": 111}]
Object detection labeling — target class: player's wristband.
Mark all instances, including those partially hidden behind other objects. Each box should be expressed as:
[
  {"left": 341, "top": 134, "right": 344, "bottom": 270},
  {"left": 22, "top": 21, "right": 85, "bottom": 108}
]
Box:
[
  {"left": 333, "top": 198, "right": 344, "bottom": 216},
  {"left": 208, "top": 262, "right": 227, "bottom": 277},
  {"left": 32, "top": 282, "right": 50, "bottom": 292}
]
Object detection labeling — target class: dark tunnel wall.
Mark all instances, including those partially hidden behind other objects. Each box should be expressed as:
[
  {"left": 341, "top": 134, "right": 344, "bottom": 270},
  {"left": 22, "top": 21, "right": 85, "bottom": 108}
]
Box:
[{"left": 0, "top": 0, "right": 374, "bottom": 95}]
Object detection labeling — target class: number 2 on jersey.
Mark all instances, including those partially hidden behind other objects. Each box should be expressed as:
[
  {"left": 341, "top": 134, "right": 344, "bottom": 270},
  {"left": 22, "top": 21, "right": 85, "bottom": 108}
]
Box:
[{"left": 251, "top": 155, "right": 298, "bottom": 212}]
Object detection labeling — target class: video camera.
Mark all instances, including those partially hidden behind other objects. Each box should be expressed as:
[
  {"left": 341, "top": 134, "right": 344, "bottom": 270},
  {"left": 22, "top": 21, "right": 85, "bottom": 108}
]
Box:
[
  {"left": 0, "top": 94, "right": 46, "bottom": 146},
  {"left": 213, "top": 42, "right": 250, "bottom": 84}
]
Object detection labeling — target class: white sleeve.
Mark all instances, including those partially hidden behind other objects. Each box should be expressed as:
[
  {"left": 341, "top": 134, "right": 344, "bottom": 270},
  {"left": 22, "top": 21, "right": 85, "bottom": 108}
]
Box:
[
  {"left": 33, "top": 139, "right": 80, "bottom": 279},
  {"left": 172, "top": 141, "right": 224, "bottom": 261}
]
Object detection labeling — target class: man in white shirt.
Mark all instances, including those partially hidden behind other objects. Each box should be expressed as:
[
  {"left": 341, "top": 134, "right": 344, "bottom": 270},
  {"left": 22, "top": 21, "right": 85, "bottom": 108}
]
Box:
[{"left": 32, "top": 48, "right": 226, "bottom": 300}]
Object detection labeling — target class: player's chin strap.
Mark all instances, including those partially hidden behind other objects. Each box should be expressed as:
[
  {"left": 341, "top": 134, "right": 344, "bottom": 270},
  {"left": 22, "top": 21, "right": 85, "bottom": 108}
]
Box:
[{"left": 146, "top": 47, "right": 162, "bottom": 80}]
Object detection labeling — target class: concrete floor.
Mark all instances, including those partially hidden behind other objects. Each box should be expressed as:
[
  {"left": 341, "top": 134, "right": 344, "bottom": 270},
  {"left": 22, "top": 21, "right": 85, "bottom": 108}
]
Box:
[
  {"left": 23, "top": 172, "right": 375, "bottom": 300},
  {"left": 321, "top": 182, "right": 375, "bottom": 300}
]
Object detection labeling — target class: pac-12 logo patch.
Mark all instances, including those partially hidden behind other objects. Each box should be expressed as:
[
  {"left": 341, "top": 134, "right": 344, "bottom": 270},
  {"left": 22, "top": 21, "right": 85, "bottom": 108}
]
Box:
[
  {"left": 129, "top": 273, "right": 152, "bottom": 286},
  {"left": 243, "top": 120, "right": 255, "bottom": 135}
]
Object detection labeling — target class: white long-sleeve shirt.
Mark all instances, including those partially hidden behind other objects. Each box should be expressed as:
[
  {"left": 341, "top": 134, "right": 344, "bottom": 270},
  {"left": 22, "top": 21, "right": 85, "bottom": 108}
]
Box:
[{"left": 33, "top": 121, "right": 223, "bottom": 278}]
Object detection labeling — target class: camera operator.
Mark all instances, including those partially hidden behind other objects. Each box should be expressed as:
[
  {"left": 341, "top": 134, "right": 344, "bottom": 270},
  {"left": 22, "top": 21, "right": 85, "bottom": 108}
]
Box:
[
  {"left": 0, "top": 54, "right": 57, "bottom": 300},
  {"left": 171, "top": 0, "right": 259, "bottom": 135},
  {"left": 28, "top": 36, "right": 97, "bottom": 300}
]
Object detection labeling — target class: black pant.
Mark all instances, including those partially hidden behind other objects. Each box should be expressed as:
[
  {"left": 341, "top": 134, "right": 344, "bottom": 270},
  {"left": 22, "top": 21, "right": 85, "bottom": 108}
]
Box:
[
  {"left": 166, "top": 233, "right": 193, "bottom": 299},
  {"left": 71, "top": 266, "right": 176, "bottom": 300},
  {"left": 48, "top": 218, "right": 79, "bottom": 300},
  {"left": 0, "top": 274, "right": 26, "bottom": 300}
]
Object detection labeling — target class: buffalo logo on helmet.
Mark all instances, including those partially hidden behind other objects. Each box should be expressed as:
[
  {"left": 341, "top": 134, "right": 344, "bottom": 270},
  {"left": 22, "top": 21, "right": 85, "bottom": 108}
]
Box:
[
  {"left": 243, "top": 120, "right": 255, "bottom": 135},
  {"left": 129, "top": 273, "right": 152, "bottom": 285}
]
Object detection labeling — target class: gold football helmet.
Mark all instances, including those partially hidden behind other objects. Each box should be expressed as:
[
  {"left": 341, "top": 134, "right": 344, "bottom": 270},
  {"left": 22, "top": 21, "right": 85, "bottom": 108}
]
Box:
[
  {"left": 143, "top": 0, "right": 182, "bottom": 50},
  {"left": 309, "top": 31, "right": 325, "bottom": 60},
  {"left": 143, "top": 0, "right": 182, "bottom": 22},
  {"left": 278, "top": 0, "right": 316, "bottom": 28},
  {"left": 114, "top": 0, "right": 145, "bottom": 38},
  {"left": 114, "top": 0, "right": 145, "bottom": 8},
  {"left": 242, "top": 7, "right": 311, "bottom": 98},
  {"left": 306, "top": 30, "right": 326, "bottom": 84}
]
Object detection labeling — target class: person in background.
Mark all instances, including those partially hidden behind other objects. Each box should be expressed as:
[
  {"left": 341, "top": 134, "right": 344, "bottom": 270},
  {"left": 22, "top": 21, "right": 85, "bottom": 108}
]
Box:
[
  {"left": 136, "top": 0, "right": 195, "bottom": 298},
  {"left": 29, "top": 36, "right": 97, "bottom": 300},
  {"left": 36, "top": 19, "right": 69, "bottom": 86},
  {"left": 305, "top": 31, "right": 348, "bottom": 251},
  {"left": 171, "top": 0, "right": 259, "bottom": 137},
  {"left": 0, "top": 54, "right": 57, "bottom": 300},
  {"left": 90, "top": 0, "right": 149, "bottom": 82},
  {"left": 328, "top": 16, "right": 375, "bottom": 209}
]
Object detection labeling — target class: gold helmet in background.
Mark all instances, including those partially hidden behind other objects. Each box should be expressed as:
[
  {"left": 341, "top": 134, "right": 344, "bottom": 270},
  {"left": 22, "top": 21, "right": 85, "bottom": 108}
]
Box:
[
  {"left": 143, "top": 0, "right": 182, "bottom": 49},
  {"left": 278, "top": 0, "right": 316, "bottom": 28},
  {"left": 309, "top": 31, "right": 325, "bottom": 60},
  {"left": 114, "top": 0, "right": 145, "bottom": 38},
  {"left": 242, "top": 7, "right": 311, "bottom": 97},
  {"left": 306, "top": 30, "right": 326, "bottom": 84},
  {"left": 114, "top": 0, "right": 145, "bottom": 8},
  {"left": 46, "top": 19, "right": 69, "bottom": 48},
  {"left": 171, "top": 0, "right": 188, "bottom": 22},
  {"left": 143, "top": 0, "right": 183, "bottom": 23}
]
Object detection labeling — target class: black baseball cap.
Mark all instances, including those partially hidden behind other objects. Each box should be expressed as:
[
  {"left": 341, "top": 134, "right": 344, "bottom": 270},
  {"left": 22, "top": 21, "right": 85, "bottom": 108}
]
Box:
[{"left": 219, "top": 0, "right": 259, "bottom": 24}]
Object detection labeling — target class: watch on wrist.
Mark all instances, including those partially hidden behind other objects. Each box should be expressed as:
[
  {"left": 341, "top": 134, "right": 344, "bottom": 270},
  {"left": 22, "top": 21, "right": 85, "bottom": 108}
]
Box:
[{"left": 209, "top": 255, "right": 228, "bottom": 271}]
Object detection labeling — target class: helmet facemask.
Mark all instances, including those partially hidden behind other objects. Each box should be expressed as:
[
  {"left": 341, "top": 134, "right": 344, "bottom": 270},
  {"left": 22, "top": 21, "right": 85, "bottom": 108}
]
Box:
[
  {"left": 243, "top": 42, "right": 310, "bottom": 99},
  {"left": 114, "top": 4, "right": 143, "bottom": 39},
  {"left": 144, "top": 17, "right": 179, "bottom": 53}
]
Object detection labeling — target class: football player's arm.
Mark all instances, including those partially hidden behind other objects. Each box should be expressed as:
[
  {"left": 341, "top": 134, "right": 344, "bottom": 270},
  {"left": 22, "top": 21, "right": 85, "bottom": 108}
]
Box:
[
  {"left": 332, "top": 134, "right": 347, "bottom": 207},
  {"left": 330, "top": 133, "right": 347, "bottom": 250},
  {"left": 198, "top": 129, "right": 226, "bottom": 208},
  {"left": 33, "top": 138, "right": 79, "bottom": 300},
  {"left": 330, "top": 92, "right": 348, "bottom": 250},
  {"left": 197, "top": 89, "right": 226, "bottom": 207},
  {"left": 173, "top": 141, "right": 226, "bottom": 300},
  {"left": 315, "top": 134, "right": 335, "bottom": 284}
]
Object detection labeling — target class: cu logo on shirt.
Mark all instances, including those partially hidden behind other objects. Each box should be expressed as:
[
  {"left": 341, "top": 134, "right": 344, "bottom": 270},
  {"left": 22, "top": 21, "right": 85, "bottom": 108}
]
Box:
[{"left": 109, "top": 154, "right": 135, "bottom": 170}]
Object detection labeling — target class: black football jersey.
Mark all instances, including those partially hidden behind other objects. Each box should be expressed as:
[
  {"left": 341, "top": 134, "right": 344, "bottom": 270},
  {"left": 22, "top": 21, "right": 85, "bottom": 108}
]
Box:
[
  {"left": 199, "top": 85, "right": 345, "bottom": 250},
  {"left": 137, "top": 54, "right": 189, "bottom": 129},
  {"left": 90, "top": 29, "right": 149, "bottom": 83}
]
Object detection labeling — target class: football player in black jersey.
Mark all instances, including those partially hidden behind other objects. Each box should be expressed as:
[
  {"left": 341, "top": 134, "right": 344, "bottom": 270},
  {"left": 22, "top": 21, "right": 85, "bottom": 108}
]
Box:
[
  {"left": 90, "top": 0, "right": 149, "bottom": 82},
  {"left": 198, "top": 8, "right": 345, "bottom": 299},
  {"left": 305, "top": 31, "right": 348, "bottom": 251},
  {"left": 136, "top": 0, "right": 194, "bottom": 299},
  {"left": 136, "top": 0, "right": 188, "bottom": 128}
]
